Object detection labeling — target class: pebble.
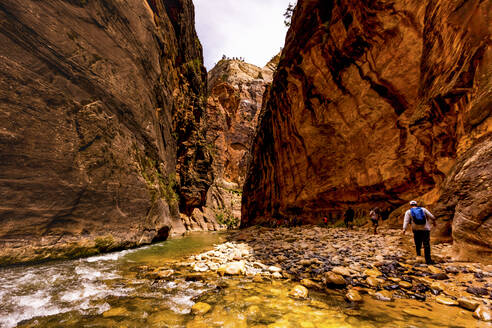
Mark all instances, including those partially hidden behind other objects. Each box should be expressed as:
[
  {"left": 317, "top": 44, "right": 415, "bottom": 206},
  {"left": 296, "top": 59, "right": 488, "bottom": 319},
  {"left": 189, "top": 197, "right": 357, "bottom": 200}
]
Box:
[
  {"left": 458, "top": 298, "right": 480, "bottom": 311},
  {"left": 345, "top": 289, "right": 363, "bottom": 302},
  {"left": 268, "top": 266, "right": 282, "bottom": 273},
  {"left": 473, "top": 305, "right": 492, "bottom": 321},
  {"left": 300, "top": 279, "right": 323, "bottom": 290},
  {"left": 289, "top": 285, "right": 309, "bottom": 299},
  {"left": 435, "top": 295, "right": 458, "bottom": 306},
  {"left": 399, "top": 281, "right": 412, "bottom": 289},
  {"left": 374, "top": 290, "right": 393, "bottom": 302},
  {"left": 332, "top": 266, "right": 351, "bottom": 276},
  {"left": 324, "top": 271, "right": 346, "bottom": 286},
  {"left": 363, "top": 269, "right": 382, "bottom": 277},
  {"left": 366, "top": 276, "right": 381, "bottom": 287},
  {"left": 103, "top": 307, "right": 127, "bottom": 317},
  {"left": 191, "top": 302, "right": 212, "bottom": 315}
]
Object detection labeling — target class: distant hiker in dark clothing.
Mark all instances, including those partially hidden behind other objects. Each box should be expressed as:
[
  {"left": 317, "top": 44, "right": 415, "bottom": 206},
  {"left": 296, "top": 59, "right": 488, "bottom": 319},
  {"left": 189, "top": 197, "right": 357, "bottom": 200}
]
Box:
[
  {"left": 344, "top": 207, "right": 355, "bottom": 229},
  {"left": 369, "top": 207, "right": 380, "bottom": 234},
  {"left": 402, "top": 200, "right": 436, "bottom": 264}
]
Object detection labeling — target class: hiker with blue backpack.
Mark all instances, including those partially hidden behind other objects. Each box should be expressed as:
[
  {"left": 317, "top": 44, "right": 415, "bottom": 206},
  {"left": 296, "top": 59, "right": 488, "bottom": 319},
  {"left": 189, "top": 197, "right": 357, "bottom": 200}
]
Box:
[{"left": 402, "top": 200, "right": 437, "bottom": 264}]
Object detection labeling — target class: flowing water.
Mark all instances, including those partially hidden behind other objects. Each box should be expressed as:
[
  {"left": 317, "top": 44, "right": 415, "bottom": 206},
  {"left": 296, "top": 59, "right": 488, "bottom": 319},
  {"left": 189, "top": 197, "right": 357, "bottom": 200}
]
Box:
[{"left": 0, "top": 232, "right": 486, "bottom": 328}]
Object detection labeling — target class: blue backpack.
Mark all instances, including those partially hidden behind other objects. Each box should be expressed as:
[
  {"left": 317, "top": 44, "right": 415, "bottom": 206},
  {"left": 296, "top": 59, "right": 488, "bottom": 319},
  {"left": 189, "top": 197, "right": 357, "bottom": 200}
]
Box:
[{"left": 410, "top": 207, "right": 426, "bottom": 225}]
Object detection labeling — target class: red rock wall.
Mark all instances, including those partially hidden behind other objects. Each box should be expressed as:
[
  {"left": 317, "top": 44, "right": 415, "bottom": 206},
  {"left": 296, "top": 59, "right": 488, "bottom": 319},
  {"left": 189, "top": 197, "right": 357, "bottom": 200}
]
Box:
[
  {"left": 242, "top": 0, "right": 491, "bottom": 260},
  {"left": 0, "top": 0, "right": 212, "bottom": 265}
]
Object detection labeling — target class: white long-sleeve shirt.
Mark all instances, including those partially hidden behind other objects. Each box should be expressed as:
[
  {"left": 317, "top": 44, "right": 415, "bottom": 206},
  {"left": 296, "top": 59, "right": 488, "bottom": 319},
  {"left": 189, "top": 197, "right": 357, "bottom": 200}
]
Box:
[{"left": 403, "top": 207, "right": 435, "bottom": 231}]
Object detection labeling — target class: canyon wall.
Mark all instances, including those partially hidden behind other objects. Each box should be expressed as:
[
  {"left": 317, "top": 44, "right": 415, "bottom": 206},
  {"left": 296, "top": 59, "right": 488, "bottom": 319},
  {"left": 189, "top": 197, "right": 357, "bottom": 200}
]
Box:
[
  {"left": 0, "top": 0, "right": 213, "bottom": 265},
  {"left": 242, "top": 0, "right": 491, "bottom": 260},
  {"left": 182, "top": 57, "right": 278, "bottom": 230}
]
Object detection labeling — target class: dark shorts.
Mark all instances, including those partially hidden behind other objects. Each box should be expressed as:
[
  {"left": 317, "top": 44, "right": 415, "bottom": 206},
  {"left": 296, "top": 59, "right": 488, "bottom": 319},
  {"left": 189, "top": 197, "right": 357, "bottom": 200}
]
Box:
[{"left": 371, "top": 219, "right": 379, "bottom": 226}]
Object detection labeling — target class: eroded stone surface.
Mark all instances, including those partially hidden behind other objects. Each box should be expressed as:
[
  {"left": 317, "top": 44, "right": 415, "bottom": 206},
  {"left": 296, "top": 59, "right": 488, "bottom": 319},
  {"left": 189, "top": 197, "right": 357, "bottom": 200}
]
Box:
[
  {"left": 0, "top": 0, "right": 212, "bottom": 265},
  {"left": 242, "top": 0, "right": 492, "bottom": 261}
]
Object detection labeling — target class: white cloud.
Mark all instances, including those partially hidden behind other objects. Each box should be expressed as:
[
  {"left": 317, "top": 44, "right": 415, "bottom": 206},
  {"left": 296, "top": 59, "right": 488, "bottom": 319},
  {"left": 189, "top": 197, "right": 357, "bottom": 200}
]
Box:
[{"left": 194, "top": 0, "right": 292, "bottom": 70}]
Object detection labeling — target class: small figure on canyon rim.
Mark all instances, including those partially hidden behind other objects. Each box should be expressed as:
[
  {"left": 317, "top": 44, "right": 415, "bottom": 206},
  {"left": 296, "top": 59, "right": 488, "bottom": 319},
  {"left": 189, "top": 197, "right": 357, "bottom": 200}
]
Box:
[
  {"left": 369, "top": 207, "right": 380, "bottom": 234},
  {"left": 402, "top": 200, "right": 437, "bottom": 264},
  {"left": 323, "top": 216, "right": 328, "bottom": 227},
  {"left": 344, "top": 207, "right": 355, "bottom": 229}
]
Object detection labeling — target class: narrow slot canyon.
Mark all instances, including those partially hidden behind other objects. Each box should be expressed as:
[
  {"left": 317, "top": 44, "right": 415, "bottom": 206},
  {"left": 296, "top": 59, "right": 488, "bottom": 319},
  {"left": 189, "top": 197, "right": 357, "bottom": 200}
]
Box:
[{"left": 0, "top": 0, "right": 490, "bottom": 327}]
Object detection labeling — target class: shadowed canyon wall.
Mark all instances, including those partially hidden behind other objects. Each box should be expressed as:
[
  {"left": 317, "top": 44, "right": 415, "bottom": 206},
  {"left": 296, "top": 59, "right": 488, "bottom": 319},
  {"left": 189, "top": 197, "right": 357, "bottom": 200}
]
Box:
[
  {"left": 242, "top": 0, "right": 491, "bottom": 260},
  {"left": 0, "top": 0, "right": 213, "bottom": 265},
  {"left": 181, "top": 57, "right": 279, "bottom": 230}
]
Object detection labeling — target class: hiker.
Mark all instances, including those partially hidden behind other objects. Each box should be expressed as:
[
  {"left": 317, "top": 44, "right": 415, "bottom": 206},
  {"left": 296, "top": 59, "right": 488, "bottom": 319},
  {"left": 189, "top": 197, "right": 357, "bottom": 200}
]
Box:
[
  {"left": 344, "top": 207, "right": 355, "bottom": 229},
  {"left": 369, "top": 207, "right": 380, "bottom": 234},
  {"left": 402, "top": 200, "right": 436, "bottom": 264},
  {"left": 323, "top": 216, "right": 328, "bottom": 227}
]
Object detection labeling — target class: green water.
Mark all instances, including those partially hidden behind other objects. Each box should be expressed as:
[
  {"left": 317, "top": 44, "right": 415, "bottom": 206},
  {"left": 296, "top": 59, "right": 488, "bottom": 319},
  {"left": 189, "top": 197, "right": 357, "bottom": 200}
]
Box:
[{"left": 0, "top": 232, "right": 486, "bottom": 328}]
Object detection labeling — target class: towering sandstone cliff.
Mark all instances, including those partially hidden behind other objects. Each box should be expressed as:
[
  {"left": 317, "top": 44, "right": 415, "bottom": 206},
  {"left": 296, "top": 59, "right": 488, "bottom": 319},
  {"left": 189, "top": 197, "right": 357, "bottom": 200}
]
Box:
[
  {"left": 0, "top": 0, "right": 213, "bottom": 265},
  {"left": 243, "top": 0, "right": 491, "bottom": 261},
  {"left": 182, "top": 57, "right": 278, "bottom": 230}
]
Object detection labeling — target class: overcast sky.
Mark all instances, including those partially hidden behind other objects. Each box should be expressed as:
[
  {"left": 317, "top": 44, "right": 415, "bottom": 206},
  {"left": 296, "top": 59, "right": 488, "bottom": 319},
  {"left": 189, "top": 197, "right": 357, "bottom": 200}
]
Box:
[{"left": 194, "top": 0, "right": 293, "bottom": 70}]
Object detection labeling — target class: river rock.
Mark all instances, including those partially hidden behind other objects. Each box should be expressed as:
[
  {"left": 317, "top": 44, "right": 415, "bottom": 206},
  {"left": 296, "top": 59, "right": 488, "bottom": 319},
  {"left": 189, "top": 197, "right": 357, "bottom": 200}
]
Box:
[
  {"left": 399, "top": 281, "right": 413, "bottom": 289},
  {"left": 458, "top": 298, "right": 480, "bottom": 311},
  {"left": 374, "top": 290, "right": 393, "bottom": 302},
  {"left": 430, "top": 273, "right": 449, "bottom": 280},
  {"left": 289, "top": 285, "right": 309, "bottom": 299},
  {"left": 332, "top": 266, "right": 351, "bottom": 276},
  {"left": 428, "top": 266, "right": 443, "bottom": 275},
  {"left": 436, "top": 295, "right": 459, "bottom": 306},
  {"left": 193, "top": 263, "right": 209, "bottom": 272},
  {"left": 473, "top": 305, "right": 491, "bottom": 321},
  {"left": 191, "top": 302, "right": 212, "bottom": 315},
  {"left": 268, "top": 266, "right": 282, "bottom": 273},
  {"left": 155, "top": 269, "right": 174, "bottom": 278},
  {"left": 324, "top": 272, "right": 346, "bottom": 286},
  {"left": 103, "top": 307, "right": 128, "bottom": 317},
  {"left": 272, "top": 272, "right": 283, "bottom": 279},
  {"left": 301, "top": 279, "right": 323, "bottom": 290},
  {"left": 363, "top": 269, "right": 382, "bottom": 277},
  {"left": 219, "top": 261, "right": 246, "bottom": 275},
  {"left": 366, "top": 277, "right": 381, "bottom": 288},
  {"left": 345, "top": 290, "right": 363, "bottom": 302}
]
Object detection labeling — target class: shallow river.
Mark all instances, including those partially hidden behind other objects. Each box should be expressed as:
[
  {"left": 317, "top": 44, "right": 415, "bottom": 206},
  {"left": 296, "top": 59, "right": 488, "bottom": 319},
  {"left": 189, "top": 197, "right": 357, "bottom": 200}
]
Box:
[{"left": 0, "top": 232, "right": 486, "bottom": 328}]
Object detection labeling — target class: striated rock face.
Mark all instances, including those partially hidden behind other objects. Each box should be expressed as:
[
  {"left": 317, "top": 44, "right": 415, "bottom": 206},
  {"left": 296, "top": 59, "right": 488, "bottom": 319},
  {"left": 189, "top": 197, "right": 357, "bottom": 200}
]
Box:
[
  {"left": 194, "top": 57, "right": 278, "bottom": 228},
  {"left": 243, "top": 0, "right": 491, "bottom": 260},
  {"left": 0, "top": 0, "right": 212, "bottom": 265}
]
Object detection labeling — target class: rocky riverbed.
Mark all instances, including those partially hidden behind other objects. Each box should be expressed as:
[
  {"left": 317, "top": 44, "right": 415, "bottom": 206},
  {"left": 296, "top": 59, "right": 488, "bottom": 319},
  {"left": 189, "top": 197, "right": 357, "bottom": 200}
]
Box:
[{"left": 175, "top": 226, "right": 492, "bottom": 324}]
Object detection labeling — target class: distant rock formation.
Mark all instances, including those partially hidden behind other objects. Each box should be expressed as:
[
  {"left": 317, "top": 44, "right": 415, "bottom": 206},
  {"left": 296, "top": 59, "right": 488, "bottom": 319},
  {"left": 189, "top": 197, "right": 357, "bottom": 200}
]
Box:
[
  {"left": 242, "top": 0, "right": 491, "bottom": 261},
  {"left": 185, "top": 57, "right": 279, "bottom": 230},
  {"left": 0, "top": 0, "right": 213, "bottom": 265}
]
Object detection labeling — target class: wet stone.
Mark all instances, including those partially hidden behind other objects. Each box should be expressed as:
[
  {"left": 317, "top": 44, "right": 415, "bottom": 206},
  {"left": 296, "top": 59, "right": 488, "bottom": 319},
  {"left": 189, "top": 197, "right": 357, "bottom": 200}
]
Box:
[
  {"left": 345, "top": 289, "right": 363, "bottom": 302},
  {"left": 430, "top": 273, "right": 449, "bottom": 280},
  {"left": 191, "top": 302, "right": 212, "bottom": 315},
  {"left": 374, "top": 290, "right": 393, "bottom": 302},
  {"left": 458, "top": 298, "right": 480, "bottom": 311},
  {"left": 436, "top": 295, "right": 459, "bottom": 306},
  {"left": 466, "top": 286, "right": 489, "bottom": 296},
  {"left": 289, "top": 285, "right": 309, "bottom": 299},
  {"left": 324, "top": 271, "right": 346, "bottom": 286},
  {"left": 102, "top": 307, "right": 127, "bottom": 317},
  {"left": 473, "top": 305, "right": 492, "bottom": 322}
]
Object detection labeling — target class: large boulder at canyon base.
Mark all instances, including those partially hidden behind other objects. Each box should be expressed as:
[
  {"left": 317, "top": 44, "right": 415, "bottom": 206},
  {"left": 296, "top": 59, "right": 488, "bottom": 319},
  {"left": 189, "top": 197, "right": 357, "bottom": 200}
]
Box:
[
  {"left": 242, "top": 0, "right": 491, "bottom": 261},
  {"left": 0, "top": 0, "right": 212, "bottom": 265}
]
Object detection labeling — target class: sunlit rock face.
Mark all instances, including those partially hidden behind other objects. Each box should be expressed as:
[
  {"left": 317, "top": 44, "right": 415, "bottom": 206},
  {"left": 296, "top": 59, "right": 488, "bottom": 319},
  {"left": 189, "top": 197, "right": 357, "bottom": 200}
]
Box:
[
  {"left": 195, "top": 57, "right": 279, "bottom": 227},
  {"left": 242, "top": 0, "right": 491, "bottom": 260},
  {"left": 0, "top": 0, "right": 213, "bottom": 265}
]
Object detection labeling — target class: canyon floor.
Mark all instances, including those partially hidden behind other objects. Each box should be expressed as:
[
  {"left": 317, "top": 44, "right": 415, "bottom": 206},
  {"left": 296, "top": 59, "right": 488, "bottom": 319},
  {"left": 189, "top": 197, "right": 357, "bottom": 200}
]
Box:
[{"left": 171, "top": 226, "right": 492, "bottom": 326}]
